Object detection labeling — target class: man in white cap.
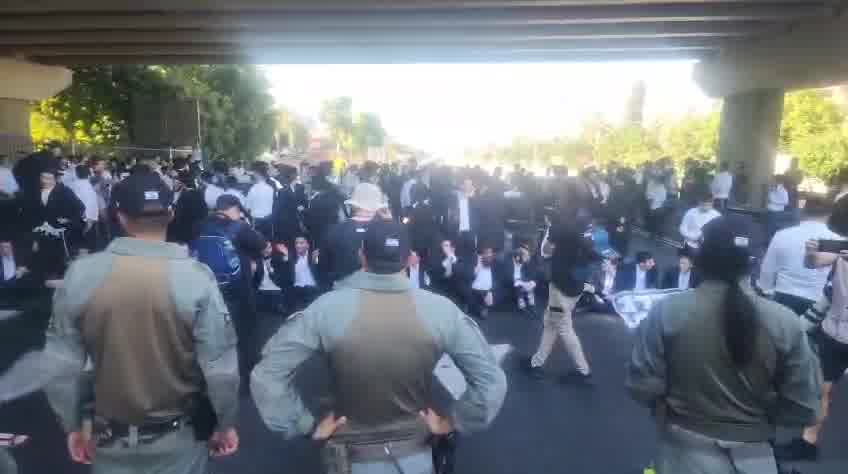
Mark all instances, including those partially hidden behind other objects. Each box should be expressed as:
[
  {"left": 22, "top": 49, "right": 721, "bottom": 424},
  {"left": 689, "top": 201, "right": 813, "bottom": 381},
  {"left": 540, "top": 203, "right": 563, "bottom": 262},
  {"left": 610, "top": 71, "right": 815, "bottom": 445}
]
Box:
[{"left": 317, "top": 182, "right": 390, "bottom": 288}]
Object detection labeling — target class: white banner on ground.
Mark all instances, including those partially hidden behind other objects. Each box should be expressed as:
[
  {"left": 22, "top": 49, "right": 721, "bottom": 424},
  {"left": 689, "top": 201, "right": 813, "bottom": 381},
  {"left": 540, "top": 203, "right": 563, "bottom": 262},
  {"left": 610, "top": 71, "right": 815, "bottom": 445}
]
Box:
[
  {"left": 611, "top": 289, "right": 683, "bottom": 329},
  {"left": 435, "top": 344, "right": 512, "bottom": 400}
]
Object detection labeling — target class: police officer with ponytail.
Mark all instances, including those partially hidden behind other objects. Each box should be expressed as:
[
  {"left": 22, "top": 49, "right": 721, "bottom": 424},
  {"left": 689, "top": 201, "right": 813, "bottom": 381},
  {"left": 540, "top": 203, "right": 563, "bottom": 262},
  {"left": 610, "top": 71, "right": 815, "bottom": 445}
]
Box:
[{"left": 626, "top": 214, "right": 821, "bottom": 474}]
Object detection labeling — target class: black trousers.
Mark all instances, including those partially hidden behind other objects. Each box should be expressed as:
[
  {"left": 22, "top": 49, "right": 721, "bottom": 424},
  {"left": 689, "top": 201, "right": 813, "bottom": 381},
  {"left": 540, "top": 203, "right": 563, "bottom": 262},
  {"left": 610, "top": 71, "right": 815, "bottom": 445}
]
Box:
[
  {"left": 257, "top": 289, "right": 286, "bottom": 314},
  {"left": 289, "top": 285, "right": 321, "bottom": 312},
  {"left": 774, "top": 292, "right": 814, "bottom": 316},
  {"left": 224, "top": 293, "right": 256, "bottom": 391}
]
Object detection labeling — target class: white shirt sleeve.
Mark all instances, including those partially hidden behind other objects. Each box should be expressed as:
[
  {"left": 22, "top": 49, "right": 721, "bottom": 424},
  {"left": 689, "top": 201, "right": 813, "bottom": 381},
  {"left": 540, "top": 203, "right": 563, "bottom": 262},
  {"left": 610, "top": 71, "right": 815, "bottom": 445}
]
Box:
[
  {"left": 757, "top": 237, "right": 779, "bottom": 295},
  {"left": 679, "top": 209, "right": 701, "bottom": 243}
]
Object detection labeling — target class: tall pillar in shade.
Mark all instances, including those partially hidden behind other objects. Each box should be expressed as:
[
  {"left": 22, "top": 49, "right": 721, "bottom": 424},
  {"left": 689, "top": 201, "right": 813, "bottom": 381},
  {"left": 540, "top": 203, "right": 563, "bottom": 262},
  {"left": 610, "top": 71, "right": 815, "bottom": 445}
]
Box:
[{"left": 717, "top": 89, "right": 784, "bottom": 209}]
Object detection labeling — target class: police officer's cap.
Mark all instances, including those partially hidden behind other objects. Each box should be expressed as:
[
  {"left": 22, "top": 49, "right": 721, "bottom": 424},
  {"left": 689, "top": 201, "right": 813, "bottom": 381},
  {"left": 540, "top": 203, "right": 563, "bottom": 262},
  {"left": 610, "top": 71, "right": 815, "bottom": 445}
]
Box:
[
  {"left": 363, "top": 219, "right": 410, "bottom": 275},
  {"left": 113, "top": 171, "right": 173, "bottom": 218}
]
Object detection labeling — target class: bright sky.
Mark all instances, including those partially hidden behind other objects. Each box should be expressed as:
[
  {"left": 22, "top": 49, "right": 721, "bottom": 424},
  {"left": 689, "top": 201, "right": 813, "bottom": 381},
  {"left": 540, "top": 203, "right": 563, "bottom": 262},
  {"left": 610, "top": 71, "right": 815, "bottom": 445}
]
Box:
[{"left": 263, "top": 61, "right": 716, "bottom": 159}]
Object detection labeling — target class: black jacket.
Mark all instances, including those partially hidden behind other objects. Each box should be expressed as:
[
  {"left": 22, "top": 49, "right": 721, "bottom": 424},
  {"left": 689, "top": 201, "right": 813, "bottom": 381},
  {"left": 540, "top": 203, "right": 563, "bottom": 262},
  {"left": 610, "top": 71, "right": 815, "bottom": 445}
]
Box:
[
  {"left": 318, "top": 218, "right": 371, "bottom": 287},
  {"left": 304, "top": 181, "right": 345, "bottom": 246},
  {"left": 661, "top": 268, "right": 702, "bottom": 290},
  {"left": 474, "top": 191, "right": 506, "bottom": 251},
  {"left": 167, "top": 189, "right": 208, "bottom": 244},
  {"left": 254, "top": 254, "right": 292, "bottom": 290},
  {"left": 407, "top": 201, "right": 440, "bottom": 257},
  {"left": 504, "top": 258, "right": 539, "bottom": 286},
  {"left": 614, "top": 263, "right": 659, "bottom": 292},
  {"left": 22, "top": 184, "right": 84, "bottom": 235},
  {"left": 272, "top": 182, "right": 306, "bottom": 243}
]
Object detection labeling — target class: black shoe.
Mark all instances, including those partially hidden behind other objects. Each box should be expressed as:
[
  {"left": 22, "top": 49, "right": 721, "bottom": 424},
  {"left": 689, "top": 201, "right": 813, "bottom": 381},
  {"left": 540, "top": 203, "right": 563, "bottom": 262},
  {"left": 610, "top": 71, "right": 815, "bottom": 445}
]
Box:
[
  {"left": 521, "top": 357, "right": 545, "bottom": 379},
  {"left": 559, "top": 370, "right": 594, "bottom": 386},
  {"left": 774, "top": 438, "right": 819, "bottom": 462}
]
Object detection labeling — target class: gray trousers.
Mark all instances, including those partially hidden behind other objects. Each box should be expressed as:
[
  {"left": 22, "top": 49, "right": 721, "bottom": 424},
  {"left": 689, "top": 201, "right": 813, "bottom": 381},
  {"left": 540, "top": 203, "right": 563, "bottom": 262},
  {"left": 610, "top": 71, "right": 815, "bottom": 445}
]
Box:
[
  {"left": 92, "top": 425, "right": 208, "bottom": 474},
  {"left": 351, "top": 449, "right": 434, "bottom": 474},
  {"left": 658, "top": 424, "right": 778, "bottom": 474}
]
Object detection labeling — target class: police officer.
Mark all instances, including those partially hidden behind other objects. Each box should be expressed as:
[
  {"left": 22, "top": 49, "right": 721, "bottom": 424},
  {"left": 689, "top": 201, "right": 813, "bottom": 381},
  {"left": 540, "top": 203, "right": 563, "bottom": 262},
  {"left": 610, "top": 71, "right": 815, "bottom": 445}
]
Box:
[
  {"left": 43, "top": 170, "right": 240, "bottom": 473},
  {"left": 251, "top": 219, "right": 507, "bottom": 474}
]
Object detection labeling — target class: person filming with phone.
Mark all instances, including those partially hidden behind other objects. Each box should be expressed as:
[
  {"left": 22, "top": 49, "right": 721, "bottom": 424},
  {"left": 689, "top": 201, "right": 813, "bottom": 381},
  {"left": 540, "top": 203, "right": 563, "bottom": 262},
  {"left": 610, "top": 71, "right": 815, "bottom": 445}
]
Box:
[{"left": 775, "top": 194, "right": 848, "bottom": 463}]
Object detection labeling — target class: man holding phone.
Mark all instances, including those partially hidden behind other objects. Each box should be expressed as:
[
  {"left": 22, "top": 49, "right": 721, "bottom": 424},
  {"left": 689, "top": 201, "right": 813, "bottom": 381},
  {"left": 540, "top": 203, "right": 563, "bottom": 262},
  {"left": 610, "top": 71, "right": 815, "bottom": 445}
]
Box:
[{"left": 758, "top": 197, "right": 841, "bottom": 315}]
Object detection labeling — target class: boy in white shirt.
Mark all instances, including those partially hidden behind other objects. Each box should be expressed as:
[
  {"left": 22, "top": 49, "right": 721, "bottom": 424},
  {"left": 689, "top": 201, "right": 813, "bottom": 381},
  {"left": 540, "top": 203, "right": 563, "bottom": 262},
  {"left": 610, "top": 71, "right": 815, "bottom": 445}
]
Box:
[{"left": 679, "top": 194, "right": 722, "bottom": 251}]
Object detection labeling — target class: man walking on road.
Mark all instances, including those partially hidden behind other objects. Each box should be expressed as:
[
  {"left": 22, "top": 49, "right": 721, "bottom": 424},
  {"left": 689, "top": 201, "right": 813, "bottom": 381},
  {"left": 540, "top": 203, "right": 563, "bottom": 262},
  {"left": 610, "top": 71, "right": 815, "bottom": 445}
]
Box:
[
  {"left": 43, "top": 170, "right": 240, "bottom": 473},
  {"left": 251, "top": 219, "right": 506, "bottom": 474}
]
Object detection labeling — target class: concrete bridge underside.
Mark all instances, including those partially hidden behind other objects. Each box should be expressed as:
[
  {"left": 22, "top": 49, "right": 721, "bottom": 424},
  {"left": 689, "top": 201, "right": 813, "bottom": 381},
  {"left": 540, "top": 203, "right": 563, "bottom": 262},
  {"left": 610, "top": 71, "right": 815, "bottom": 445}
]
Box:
[{"left": 3, "top": 1, "right": 848, "bottom": 205}]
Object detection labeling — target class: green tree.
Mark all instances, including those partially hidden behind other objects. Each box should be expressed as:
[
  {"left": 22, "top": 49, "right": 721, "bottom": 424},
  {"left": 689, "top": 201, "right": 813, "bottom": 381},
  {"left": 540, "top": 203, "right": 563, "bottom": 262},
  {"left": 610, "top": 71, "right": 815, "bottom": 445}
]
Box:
[
  {"left": 352, "top": 112, "right": 386, "bottom": 155},
  {"left": 780, "top": 89, "right": 845, "bottom": 151},
  {"left": 592, "top": 124, "right": 662, "bottom": 168},
  {"left": 656, "top": 110, "right": 721, "bottom": 168},
  {"left": 791, "top": 129, "right": 848, "bottom": 180},
  {"left": 319, "top": 96, "right": 354, "bottom": 154}
]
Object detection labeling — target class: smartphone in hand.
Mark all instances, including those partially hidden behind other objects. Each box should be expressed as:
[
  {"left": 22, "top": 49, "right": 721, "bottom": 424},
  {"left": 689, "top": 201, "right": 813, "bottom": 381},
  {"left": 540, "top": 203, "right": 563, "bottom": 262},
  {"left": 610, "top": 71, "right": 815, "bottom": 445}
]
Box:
[{"left": 818, "top": 239, "right": 848, "bottom": 254}]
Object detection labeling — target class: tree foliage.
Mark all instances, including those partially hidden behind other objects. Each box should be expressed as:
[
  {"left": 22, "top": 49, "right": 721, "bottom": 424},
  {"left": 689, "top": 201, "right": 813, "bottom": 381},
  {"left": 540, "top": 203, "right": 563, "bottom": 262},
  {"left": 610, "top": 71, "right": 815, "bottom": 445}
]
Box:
[
  {"left": 319, "top": 96, "right": 354, "bottom": 153},
  {"left": 780, "top": 90, "right": 848, "bottom": 180},
  {"left": 31, "top": 65, "right": 276, "bottom": 162}
]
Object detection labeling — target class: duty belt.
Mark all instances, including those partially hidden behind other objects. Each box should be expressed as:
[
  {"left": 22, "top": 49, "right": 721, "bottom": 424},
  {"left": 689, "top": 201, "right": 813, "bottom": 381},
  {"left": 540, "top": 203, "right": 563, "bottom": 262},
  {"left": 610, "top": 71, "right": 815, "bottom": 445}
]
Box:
[
  {"left": 93, "top": 415, "right": 188, "bottom": 448},
  {"left": 324, "top": 435, "right": 431, "bottom": 474}
]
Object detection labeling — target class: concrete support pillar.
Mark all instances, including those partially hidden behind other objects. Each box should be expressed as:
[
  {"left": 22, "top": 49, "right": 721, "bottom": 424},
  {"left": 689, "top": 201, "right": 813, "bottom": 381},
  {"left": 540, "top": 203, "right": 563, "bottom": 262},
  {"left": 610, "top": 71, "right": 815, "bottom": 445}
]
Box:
[
  {"left": 0, "top": 57, "right": 72, "bottom": 157},
  {"left": 717, "top": 89, "right": 784, "bottom": 209},
  {"left": 0, "top": 98, "right": 32, "bottom": 155}
]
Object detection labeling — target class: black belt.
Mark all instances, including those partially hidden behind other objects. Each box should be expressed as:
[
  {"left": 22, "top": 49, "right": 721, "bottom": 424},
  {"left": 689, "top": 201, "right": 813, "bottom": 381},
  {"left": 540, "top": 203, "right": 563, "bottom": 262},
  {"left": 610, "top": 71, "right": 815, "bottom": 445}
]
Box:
[
  {"left": 94, "top": 416, "right": 188, "bottom": 446},
  {"left": 346, "top": 437, "right": 430, "bottom": 463}
]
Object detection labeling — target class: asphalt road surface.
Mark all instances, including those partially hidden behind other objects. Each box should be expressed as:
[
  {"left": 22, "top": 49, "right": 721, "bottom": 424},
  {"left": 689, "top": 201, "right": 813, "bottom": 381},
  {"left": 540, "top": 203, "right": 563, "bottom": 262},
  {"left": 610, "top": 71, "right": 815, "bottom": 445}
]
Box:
[{"left": 2, "top": 238, "right": 846, "bottom": 474}]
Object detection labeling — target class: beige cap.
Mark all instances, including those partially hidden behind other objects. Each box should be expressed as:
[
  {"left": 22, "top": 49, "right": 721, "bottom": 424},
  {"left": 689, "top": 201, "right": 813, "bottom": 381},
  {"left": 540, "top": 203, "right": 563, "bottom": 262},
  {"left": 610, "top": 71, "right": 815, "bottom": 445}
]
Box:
[{"left": 345, "top": 183, "right": 388, "bottom": 212}]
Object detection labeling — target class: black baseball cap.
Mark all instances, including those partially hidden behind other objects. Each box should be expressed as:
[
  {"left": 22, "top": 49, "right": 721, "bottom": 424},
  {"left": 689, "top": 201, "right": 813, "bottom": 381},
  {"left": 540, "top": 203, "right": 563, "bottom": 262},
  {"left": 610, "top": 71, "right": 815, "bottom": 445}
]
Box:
[
  {"left": 215, "top": 194, "right": 243, "bottom": 212},
  {"left": 362, "top": 219, "right": 411, "bottom": 274},
  {"left": 112, "top": 171, "right": 173, "bottom": 218}
]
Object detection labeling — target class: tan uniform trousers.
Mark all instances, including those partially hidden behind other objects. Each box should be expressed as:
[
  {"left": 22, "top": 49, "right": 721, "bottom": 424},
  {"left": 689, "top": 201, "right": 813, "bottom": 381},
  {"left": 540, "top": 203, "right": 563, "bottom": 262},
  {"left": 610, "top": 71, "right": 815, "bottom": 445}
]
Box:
[{"left": 530, "top": 285, "right": 590, "bottom": 374}]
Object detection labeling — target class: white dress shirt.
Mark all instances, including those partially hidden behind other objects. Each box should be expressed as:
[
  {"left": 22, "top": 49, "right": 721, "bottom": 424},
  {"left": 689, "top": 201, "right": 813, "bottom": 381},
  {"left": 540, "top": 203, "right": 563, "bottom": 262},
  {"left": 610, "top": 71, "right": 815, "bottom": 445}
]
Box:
[
  {"left": 70, "top": 179, "right": 99, "bottom": 222},
  {"left": 767, "top": 185, "right": 789, "bottom": 212},
  {"left": 513, "top": 262, "right": 523, "bottom": 283},
  {"left": 204, "top": 184, "right": 224, "bottom": 209},
  {"left": 635, "top": 267, "right": 648, "bottom": 291},
  {"left": 41, "top": 188, "right": 52, "bottom": 206},
  {"left": 645, "top": 180, "right": 667, "bottom": 210},
  {"left": 442, "top": 255, "right": 457, "bottom": 278},
  {"left": 602, "top": 270, "right": 615, "bottom": 296},
  {"left": 472, "top": 264, "right": 494, "bottom": 291},
  {"left": 400, "top": 178, "right": 417, "bottom": 209},
  {"left": 246, "top": 181, "right": 275, "bottom": 219},
  {"left": 679, "top": 207, "right": 721, "bottom": 248},
  {"left": 294, "top": 255, "right": 317, "bottom": 288},
  {"left": 758, "top": 220, "right": 842, "bottom": 301},
  {"left": 678, "top": 271, "right": 692, "bottom": 290},
  {"left": 1, "top": 255, "right": 15, "bottom": 281},
  {"left": 711, "top": 171, "right": 733, "bottom": 200},
  {"left": 457, "top": 193, "right": 471, "bottom": 232},
  {"left": 0, "top": 167, "right": 19, "bottom": 195},
  {"left": 259, "top": 258, "right": 282, "bottom": 291}
]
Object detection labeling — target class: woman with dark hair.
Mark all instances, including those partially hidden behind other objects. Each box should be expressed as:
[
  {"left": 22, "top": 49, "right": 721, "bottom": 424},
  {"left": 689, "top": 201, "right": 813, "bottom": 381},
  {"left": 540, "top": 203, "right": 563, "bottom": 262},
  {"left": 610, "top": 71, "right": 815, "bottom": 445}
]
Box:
[{"left": 627, "top": 215, "right": 821, "bottom": 474}]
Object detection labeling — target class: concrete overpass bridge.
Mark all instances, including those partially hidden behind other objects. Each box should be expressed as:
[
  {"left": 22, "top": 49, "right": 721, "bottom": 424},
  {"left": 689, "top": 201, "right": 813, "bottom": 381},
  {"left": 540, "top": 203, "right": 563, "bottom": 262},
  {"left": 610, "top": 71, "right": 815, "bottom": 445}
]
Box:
[{"left": 3, "top": 0, "right": 848, "bottom": 205}]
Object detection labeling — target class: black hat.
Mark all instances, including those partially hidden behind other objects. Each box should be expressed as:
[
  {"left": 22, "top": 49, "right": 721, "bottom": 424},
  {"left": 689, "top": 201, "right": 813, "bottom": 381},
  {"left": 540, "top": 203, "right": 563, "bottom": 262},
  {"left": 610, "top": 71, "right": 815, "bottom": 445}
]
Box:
[
  {"left": 363, "top": 219, "right": 410, "bottom": 274},
  {"left": 697, "top": 214, "right": 762, "bottom": 277},
  {"left": 112, "top": 171, "right": 173, "bottom": 218}
]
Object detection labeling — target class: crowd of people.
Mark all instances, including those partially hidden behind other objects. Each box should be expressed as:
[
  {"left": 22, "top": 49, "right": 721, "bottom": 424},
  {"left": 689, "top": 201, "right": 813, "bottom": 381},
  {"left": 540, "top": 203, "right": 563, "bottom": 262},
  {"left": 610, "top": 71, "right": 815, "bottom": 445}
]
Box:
[{"left": 0, "top": 142, "right": 845, "bottom": 474}]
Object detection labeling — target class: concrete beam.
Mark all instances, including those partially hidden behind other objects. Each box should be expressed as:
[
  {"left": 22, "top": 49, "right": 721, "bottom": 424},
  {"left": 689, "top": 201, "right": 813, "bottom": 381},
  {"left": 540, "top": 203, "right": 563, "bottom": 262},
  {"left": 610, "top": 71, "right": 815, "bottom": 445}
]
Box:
[
  {"left": 0, "top": 22, "right": 774, "bottom": 45},
  {"left": 0, "top": 57, "right": 72, "bottom": 101},
  {"left": 0, "top": 0, "right": 838, "bottom": 14},
  {"left": 34, "top": 49, "right": 709, "bottom": 66},
  {"left": 694, "top": 10, "right": 848, "bottom": 97}
]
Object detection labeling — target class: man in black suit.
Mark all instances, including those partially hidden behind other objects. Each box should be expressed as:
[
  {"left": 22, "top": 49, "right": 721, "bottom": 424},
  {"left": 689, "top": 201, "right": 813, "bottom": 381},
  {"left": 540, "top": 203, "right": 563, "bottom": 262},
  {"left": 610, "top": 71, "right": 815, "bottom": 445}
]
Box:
[
  {"left": 614, "top": 251, "right": 658, "bottom": 292},
  {"left": 474, "top": 179, "right": 507, "bottom": 253},
  {"left": 504, "top": 244, "right": 539, "bottom": 315},
  {"left": 661, "top": 250, "right": 702, "bottom": 290},
  {"left": 429, "top": 238, "right": 471, "bottom": 304},
  {"left": 255, "top": 242, "right": 291, "bottom": 314},
  {"left": 271, "top": 164, "right": 306, "bottom": 246},
  {"left": 445, "top": 177, "right": 479, "bottom": 259},
  {"left": 586, "top": 255, "right": 620, "bottom": 314},
  {"left": 463, "top": 244, "right": 505, "bottom": 320},
  {"left": 166, "top": 176, "right": 208, "bottom": 245},
  {"left": 284, "top": 235, "right": 322, "bottom": 312},
  {"left": 405, "top": 251, "right": 431, "bottom": 290}
]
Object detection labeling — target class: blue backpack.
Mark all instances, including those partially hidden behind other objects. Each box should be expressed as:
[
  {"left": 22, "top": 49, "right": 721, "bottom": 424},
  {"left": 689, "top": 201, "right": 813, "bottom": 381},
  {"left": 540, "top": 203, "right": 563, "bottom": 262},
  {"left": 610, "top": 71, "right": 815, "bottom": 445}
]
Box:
[{"left": 190, "top": 220, "right": 243, "bottom": 288}]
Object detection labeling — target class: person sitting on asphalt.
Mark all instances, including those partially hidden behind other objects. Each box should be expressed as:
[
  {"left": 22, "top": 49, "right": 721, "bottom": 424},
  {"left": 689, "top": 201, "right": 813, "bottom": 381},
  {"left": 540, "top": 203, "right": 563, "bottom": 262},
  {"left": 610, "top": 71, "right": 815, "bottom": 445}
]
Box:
[
  {"left": 627, "top": 214, "right": 821, "bottom": 474},
  {"left": 661, "top": 249, "right": 702, "bottom": 290},
  {"left": 615, "top": 251, "right": 659, "bottom": 292},
  {"left": 505, "top": 243, "right": 539, "bottom": 316}
]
